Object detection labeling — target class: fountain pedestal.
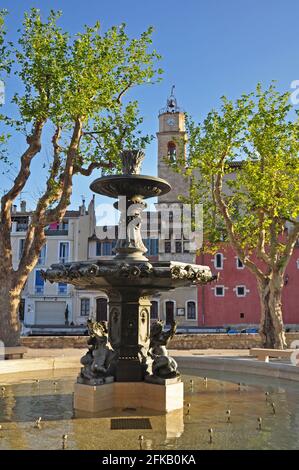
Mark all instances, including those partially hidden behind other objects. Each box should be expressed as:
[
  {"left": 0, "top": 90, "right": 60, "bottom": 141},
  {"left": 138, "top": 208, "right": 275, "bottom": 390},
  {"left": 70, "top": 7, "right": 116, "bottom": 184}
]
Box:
[
  {"left": 108, "top": 291, "right": 151, "bottom": 382},
  {"left": 74, "top": 381, "right": 184, "bottom": 413}
]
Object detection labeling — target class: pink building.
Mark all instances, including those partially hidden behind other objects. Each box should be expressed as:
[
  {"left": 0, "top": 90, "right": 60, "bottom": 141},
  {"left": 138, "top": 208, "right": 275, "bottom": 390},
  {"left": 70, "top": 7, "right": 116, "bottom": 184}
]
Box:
[{"left": 197, "top": 243, "right": 299, "bottom": 328}]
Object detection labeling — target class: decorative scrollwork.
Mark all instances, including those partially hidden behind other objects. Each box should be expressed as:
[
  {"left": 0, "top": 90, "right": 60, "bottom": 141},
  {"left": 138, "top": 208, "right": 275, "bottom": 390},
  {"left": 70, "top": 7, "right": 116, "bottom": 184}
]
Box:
[
  {"left": 118, "top": 262, "right": 153, "bottom": 279},
  {"left": 170, "top": 263, "right": 217, "bottom": 284}
]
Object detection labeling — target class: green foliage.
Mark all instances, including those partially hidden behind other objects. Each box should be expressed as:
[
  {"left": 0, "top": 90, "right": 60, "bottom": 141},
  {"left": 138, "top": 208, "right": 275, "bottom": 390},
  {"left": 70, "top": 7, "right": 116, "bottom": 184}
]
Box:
[
  {"left": 169, "top": 84, "right": 299, "bottom": 264},
  {"left": 81, "top": 101, "right": 153, "bottom": 174},
  {"left": 0, "top": 9, "right": 12, "bottom": 170},
  {"left": 0, "top": 9, "right": 11, "bottom": 76},
  {"left": 0, "top": 8, "right": 162, "bottom": 170}
]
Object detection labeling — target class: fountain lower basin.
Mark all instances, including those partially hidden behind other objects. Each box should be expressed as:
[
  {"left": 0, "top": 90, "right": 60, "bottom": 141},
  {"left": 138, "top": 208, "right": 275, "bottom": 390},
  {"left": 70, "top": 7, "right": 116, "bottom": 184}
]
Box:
[{"left": 1, "top": 367, "right": 299, "bottom": 450}]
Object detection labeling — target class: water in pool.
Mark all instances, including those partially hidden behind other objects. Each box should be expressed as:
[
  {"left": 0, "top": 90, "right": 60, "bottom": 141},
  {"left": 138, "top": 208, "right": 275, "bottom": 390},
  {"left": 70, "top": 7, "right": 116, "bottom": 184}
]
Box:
[{"left": 0, "top": 368, "right": 298, "bottom": 450}]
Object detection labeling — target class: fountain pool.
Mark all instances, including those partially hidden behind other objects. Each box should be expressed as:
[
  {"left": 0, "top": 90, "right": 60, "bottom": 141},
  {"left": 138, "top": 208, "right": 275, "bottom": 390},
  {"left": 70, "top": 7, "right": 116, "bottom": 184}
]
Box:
[{"left": 1, "top": 367, "right": 298, "bottom": 450}]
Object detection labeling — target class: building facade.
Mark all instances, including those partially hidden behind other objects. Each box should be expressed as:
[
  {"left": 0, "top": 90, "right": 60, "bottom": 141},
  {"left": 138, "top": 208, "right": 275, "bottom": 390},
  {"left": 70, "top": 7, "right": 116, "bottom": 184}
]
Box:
[
  {"left": 13, "top": 89, "right": 298, "bottom": 331},
  {"left": 197, "top": 243, "right": 299, "bottom": 328},
  {"left": 11, "top": 199, "right": 99, "bottom": 329}
]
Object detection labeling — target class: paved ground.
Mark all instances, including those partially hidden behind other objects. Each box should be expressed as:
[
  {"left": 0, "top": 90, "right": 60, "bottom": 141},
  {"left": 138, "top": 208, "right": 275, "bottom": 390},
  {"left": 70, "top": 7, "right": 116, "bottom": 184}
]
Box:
[{"left": 24, "top": 348, "right": 251, "bottom": 358}]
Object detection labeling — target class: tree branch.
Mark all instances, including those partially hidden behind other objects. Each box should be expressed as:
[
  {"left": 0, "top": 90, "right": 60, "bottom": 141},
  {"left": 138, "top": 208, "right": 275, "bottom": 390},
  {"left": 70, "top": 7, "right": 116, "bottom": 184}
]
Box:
[
  {"left": 213, "top": 159, "right": 265, "bottom": 281},
  {"left": 1, "top": 120, "right": 44, "bottom": 212},
  {"left": 73, "top": 160, "right": 113, "bottom": 176},
  {"left": 16, "top": 126, "right": 63, "bottom": 281},
  {"left": 116, "top": 82, "right": 133, "bottom": 104},
  {"left": 277, "top": 224, "right": 299, "bottom": 274},
  {"left": 43, "top": 118, "right": 83, "bottom": 224},
  {"left": 255, "top": 209, "right": 272, "bottom": 265},
  {"left": 0, "top": 119, "right": 45, "bottom": 275}
]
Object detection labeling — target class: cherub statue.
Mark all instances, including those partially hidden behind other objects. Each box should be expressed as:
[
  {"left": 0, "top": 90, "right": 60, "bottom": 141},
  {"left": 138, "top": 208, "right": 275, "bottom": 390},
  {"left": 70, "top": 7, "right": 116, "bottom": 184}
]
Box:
[
  {"left": 148, "top": 320, "right": 180, "bottom": 379},
  {"left": 80, "top": 320, "right": 115, "bottom": 381}
]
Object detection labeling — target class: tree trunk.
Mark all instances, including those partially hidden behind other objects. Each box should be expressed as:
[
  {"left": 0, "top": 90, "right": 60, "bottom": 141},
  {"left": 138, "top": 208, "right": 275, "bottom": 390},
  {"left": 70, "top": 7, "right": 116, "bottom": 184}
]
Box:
[
  {"left": 257, "top": 274, "right": 286, "bottom": 349},
  {"left": 0, "top": 282, "right": 21, "bottom": 347}
]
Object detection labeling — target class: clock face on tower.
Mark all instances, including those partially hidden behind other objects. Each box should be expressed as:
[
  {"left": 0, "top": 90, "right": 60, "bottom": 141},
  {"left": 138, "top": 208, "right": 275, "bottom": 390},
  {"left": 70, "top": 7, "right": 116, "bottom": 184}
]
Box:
[{"left": 166, "top": 117, "right": 175, "bottom": 127}]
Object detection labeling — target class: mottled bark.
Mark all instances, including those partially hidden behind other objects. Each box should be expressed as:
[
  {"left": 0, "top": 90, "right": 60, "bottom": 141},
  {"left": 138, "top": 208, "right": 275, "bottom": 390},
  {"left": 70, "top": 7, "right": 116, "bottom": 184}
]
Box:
[
  {"left": 0, "top": 283, "right": 22, "bottom": 346},
  {"left": 257, "top": 274, "right": 286, "bottom": 349},
  {"left": 0, "top": 119, "right": 86, "bottom": 345}
]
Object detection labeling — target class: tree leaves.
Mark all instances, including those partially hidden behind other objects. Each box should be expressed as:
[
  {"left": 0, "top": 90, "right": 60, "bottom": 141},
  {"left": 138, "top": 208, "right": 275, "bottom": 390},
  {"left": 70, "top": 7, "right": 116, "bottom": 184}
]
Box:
[{"left": 169, "top": 83, "right": 299, "bottom": 274}]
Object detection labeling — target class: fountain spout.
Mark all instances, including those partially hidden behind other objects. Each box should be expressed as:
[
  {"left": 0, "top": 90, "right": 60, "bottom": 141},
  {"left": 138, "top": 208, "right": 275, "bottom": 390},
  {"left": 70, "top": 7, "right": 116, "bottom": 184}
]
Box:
[{"left": 120, "top": 149, "right": 145, "bottom": 175}]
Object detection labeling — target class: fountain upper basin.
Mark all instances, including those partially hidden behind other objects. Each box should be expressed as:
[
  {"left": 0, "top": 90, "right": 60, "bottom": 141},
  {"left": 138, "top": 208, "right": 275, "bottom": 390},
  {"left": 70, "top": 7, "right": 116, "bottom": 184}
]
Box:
[{"left": 90, "top": 174, "right": 171, "bottom": 199}]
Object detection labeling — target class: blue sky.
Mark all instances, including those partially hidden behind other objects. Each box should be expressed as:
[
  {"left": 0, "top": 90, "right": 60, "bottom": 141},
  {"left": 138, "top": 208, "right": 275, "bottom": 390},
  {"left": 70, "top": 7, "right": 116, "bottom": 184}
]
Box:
[{"left": 1, "top": 0, "right": 299, "bottom": 220}]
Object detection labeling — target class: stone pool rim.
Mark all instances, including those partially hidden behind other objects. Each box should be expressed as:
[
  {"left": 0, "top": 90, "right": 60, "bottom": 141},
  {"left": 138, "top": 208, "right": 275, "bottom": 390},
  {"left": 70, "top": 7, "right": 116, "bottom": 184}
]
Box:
[{"left": 1, "top": 354, "right": 299, "bottom": 383}]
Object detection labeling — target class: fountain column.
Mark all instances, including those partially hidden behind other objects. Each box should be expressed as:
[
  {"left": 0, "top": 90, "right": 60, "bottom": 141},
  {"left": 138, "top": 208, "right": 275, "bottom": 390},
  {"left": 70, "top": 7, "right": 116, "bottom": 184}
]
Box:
[{"left": 109, "top": 290, "right": 151, "bottom": 381}]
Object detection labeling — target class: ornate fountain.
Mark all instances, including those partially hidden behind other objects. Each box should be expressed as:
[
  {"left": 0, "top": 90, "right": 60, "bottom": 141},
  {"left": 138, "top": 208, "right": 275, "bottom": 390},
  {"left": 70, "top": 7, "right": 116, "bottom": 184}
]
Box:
[{"left": 43, "top": 150, "right": 216, "bottom": 412}]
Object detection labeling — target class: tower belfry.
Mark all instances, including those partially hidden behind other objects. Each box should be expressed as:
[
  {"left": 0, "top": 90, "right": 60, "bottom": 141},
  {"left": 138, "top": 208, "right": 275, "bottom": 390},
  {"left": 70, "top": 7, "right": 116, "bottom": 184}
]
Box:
[{"left": 157, "top": 87, "right": 188, "bottom": 204}]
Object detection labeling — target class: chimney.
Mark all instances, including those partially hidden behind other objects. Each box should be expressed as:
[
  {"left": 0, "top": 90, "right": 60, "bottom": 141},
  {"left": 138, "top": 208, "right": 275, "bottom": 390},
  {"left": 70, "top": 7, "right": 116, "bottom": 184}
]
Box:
[
  {"left": 20, "top": 200, "right": 26, "bottom": 212},
  {"left": 12, "top": 205, "right": 17, "bottom": 214},
  {"left": 80, "top": 195, "right": 86, "bottom": 216}
]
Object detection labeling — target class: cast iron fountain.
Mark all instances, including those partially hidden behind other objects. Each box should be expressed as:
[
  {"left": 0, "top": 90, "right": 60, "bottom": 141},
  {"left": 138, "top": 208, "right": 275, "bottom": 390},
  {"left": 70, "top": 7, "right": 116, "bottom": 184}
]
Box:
[{"left": 43, "top": 150, "right": 216, "bottom": 412}]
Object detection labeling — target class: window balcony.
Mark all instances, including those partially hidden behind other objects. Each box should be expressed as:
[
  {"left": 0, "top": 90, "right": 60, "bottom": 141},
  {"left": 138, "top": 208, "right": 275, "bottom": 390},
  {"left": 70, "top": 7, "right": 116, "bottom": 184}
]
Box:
[
  {"left": 45, "top": 229, "right": 68, "bottom": 236},
  {"left": 16, "top": 223, "right": 29, "bottom": 232}
]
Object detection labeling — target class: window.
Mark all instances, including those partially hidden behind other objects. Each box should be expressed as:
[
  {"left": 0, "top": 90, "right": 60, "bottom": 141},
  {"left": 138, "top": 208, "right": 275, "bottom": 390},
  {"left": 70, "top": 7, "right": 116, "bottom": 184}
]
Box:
[
  {"left": 240, "top": 312, "right": 245, "bottom": 319},
  {"left": 145, "top": 239, "right": 159, "bottom": 256},
  {"left": 49, "top": 222, "right": 59, "bottom": 231},
  {"left": 58, "top": 283, "right": 67, "bottom": 295},
  {"left": 35, "top": 270, "right": 44, "bottom": 294},
  {"left": 167, "top": 141, "right": 176, "bottom": 161},
  {"left": 15, "top": 217, "right": 28, "bottom": 232},
  {"left": 96, "top": 241, "right": 102, "bottom": 256},
  {"left": 150, "top": 301, "right": 159, "bottom": 320},
  {"left": 183, "top": 241, "right": 189, "bottom": 253},
  {"left": 165, "top": 300, "right": 175, "bottom": 324},
  {"left": 19, "top": 239, "right": 25, "bottom": 260},
  {"left": 59, "top": 242, "right": 69, "bottom": 263},
  {"left": 37, "top": 244, "right": 47, "bottom": 265},
  {"left": 236, "top": 285, "right": 246, "bottom": 297},
  {"left": 214, "top": 253, "right": 223, "bottom": 269},
  {"left": 236, "top": 257, "right": 244, "bottom": 269},
  {"left": 165, "top": 241, "right": 171, "bottom": 253},
  {"left": 215, "top": 286, "right": 225, "bottom": 297},
  {"left": 187, "top": 301, "right": 196, "bottom": 320},
  {"left": 96, "top": 241, "right": 116, "bottom": 257},
  {"left": 175, "top": 241, "right": 182, "bottom": 253},
  {"left": 19, "top": 299, "right": 25, "bottom": 322},
  {"left": 80, "top": 298, "right": 90, "bottom": 316},
  {"left": 47, "top": 221, "right": 68, "bottom": 232},
  {"left": 103, "top": 241, "right": 113, "bottom": 256}
]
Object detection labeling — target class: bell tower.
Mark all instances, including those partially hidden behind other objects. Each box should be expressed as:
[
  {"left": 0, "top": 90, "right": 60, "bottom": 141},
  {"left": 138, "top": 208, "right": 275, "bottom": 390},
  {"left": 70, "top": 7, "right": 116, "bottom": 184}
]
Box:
[{"left": 157, "top": 86, "right": 188, "bottom": 203}]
